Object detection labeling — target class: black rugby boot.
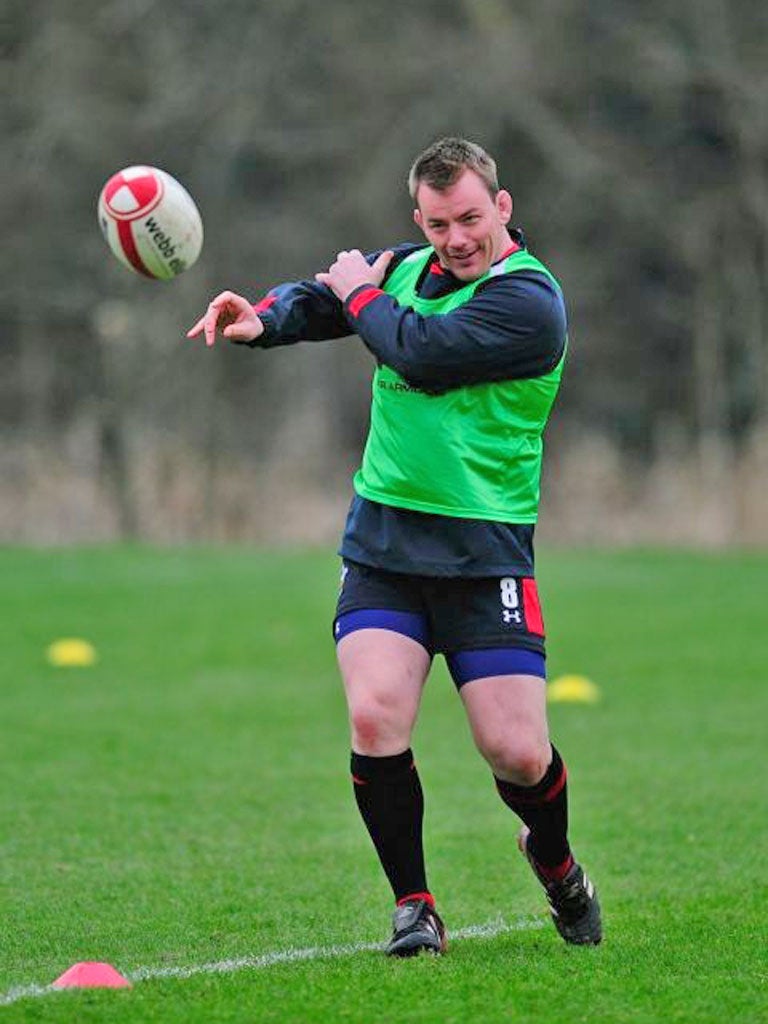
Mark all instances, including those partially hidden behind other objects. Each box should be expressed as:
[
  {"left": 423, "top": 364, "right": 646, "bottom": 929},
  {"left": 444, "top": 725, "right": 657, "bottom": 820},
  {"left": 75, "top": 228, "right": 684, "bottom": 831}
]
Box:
[{"left": 518, "top": 826, "right": 602, "bottom": 945}]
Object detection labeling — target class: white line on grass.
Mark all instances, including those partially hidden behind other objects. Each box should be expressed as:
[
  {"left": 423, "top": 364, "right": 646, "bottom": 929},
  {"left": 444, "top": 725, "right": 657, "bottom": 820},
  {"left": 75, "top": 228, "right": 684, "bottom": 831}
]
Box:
[{"left": 0, "top": 916, "right": 544, "bottom": 1007}]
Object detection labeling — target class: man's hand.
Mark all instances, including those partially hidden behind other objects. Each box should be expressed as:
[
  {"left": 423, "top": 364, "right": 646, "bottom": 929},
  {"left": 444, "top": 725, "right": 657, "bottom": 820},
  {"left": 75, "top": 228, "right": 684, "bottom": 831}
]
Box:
[
  {"left": 186, "top": 291, "right": 265, "bottom": 348},
  {"left": 315, "top": 249, "right": 394, "bottom": 303}
]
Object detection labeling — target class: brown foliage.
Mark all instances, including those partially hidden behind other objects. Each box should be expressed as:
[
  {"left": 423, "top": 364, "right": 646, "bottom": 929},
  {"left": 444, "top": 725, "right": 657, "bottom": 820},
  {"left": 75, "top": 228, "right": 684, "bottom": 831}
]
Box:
[{"left": 3, "top": 0, "right": 767, "bottom": 543}]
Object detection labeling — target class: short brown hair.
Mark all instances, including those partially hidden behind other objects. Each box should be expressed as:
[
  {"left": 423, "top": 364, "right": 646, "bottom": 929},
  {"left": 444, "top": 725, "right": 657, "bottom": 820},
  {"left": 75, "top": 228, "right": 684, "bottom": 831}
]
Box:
[{"left": 408, "top": 137, "right": 499, "bottom": 201}]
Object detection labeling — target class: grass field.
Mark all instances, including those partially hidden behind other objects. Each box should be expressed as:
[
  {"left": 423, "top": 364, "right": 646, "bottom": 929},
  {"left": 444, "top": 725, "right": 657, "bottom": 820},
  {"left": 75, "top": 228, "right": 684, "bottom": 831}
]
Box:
[{"left": 0, "top": 546, "right": 765, "bottom": 1023}]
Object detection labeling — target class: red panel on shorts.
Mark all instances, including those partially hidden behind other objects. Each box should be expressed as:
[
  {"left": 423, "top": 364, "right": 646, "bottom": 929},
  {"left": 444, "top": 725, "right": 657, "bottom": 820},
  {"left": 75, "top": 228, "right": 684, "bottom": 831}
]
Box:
[{"left": 522, "top": 578, "right": 545, "bottom": 636}]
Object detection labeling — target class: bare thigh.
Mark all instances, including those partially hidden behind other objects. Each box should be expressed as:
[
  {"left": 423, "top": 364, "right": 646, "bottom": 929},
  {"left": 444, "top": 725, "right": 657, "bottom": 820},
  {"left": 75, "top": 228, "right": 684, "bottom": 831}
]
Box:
[{"left": 336, "top": 628, "right": 432, "bottom": 756}]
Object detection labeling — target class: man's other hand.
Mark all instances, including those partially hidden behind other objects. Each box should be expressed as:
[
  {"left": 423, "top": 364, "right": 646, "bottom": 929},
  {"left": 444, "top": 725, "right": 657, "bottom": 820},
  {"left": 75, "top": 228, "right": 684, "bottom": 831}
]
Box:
[{"left": 315, "top": 250, "right": 394, "bottom": 302}]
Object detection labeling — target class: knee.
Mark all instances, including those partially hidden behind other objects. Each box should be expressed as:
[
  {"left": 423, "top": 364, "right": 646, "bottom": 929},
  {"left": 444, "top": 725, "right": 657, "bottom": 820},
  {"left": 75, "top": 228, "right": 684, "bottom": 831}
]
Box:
[
  {"left": 349, "top": 696, "right": 412, "bottom": 756},
  {"left": 350, "top": 703, "right": 386, "bottom": 751},
  {"left": 480, "top": 736, "right": 550, "bottom": 786}
]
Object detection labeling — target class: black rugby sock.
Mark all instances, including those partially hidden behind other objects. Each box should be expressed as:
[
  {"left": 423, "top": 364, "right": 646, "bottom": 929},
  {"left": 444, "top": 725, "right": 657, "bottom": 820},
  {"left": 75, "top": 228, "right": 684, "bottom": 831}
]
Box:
[
  {"left": 494, "top": 745, "right": 574, "bottom": 879},
  {"left": 351, "top": 748, "right": 430, "bottom": 902}
]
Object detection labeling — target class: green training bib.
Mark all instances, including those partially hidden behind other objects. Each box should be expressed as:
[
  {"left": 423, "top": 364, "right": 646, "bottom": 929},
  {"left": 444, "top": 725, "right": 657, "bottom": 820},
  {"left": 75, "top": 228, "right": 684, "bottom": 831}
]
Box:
[{"left": 353, "top": 246, "right": 565, "bottom": 522}]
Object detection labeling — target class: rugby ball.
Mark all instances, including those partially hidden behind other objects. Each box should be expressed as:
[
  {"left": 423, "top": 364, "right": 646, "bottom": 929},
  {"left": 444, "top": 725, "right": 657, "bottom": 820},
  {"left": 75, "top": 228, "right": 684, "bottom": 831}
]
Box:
[{"left": 98, "top": 166, "right": 203, "bottom": 280}]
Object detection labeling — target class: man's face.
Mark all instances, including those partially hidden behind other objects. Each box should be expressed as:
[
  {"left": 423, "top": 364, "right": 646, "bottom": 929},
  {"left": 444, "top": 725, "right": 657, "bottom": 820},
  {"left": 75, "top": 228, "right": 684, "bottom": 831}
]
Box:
[{"left": 413, "top": 169, "right": 513, "bottom": 281}]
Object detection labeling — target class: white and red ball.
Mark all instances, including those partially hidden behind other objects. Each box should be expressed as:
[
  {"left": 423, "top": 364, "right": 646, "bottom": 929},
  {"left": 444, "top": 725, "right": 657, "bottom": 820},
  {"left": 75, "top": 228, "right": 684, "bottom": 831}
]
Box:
[{"left": 97, "top": 166, "right": 203, "bottom": 280}]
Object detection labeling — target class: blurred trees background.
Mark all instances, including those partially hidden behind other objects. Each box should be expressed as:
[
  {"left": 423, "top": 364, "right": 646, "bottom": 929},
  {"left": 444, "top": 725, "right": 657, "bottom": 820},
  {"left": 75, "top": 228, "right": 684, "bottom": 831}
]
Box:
[{"left": 2, "top": 0, "right": 767, "bottom": 544}]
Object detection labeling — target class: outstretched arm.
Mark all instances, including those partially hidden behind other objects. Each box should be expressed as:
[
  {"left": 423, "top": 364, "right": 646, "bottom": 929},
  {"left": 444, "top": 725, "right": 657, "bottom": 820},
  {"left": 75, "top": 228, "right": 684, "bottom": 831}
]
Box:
[{"left": 186, "top": 248, "right": 404, "bottom": 350}]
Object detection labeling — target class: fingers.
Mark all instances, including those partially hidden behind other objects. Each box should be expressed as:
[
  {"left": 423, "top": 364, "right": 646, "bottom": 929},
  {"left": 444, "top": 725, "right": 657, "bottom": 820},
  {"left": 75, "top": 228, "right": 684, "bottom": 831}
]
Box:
[
  {"left": 315, "top": 249, "right": 386, "bottom": 298},
  {"left": 205, "top": 292, "right": 235, "bottom": 347},
  {"left": 224, "top": 316, "right": 265, "bottom": 341},
  {"left": 186, "top": 316, "right": 206, "bottom": 339},
  {"left": 186, "top": 291, "right": 240, "bottom": 347},
  {"left": 370, "top": 250, "right": 395, "bottom": 283}
]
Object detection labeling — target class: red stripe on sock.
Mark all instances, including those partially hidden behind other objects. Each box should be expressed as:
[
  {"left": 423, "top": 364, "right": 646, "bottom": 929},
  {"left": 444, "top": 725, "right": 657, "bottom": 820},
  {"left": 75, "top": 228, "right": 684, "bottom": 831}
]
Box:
[
  {"left": 495, "top": 761, "right": 567, "bottom": 805},
  {"left": 543, "top": 764, "right": 567, "bottom": 802},
  {"left": 534, "top": 854, "right": 574, "bottom": 882},
  {"left": 396, "top": 891, "right": 435, "bottom": 908},
  {"left": 351, "top": 775, "right": 368, "bottom": 786}
]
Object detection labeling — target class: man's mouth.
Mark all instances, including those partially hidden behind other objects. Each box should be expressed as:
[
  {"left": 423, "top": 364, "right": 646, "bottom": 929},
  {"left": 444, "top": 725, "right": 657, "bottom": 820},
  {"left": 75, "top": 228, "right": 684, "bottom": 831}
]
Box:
[{"left": 449, "top": 249, "right": 479, "bottom": 263}]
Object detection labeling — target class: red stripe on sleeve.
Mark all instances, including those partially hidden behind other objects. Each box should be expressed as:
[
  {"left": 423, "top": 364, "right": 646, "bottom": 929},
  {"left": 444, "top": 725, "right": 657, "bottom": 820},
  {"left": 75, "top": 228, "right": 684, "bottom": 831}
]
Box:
[
  {"left": 348, "top": 287, "right": 385, "bottom": 319},
  {"left": 522, "top": 578, "right": 545, "bottom": 636},
  {"left": 253, "top": 293, "right": 278, "bottom": 314}
]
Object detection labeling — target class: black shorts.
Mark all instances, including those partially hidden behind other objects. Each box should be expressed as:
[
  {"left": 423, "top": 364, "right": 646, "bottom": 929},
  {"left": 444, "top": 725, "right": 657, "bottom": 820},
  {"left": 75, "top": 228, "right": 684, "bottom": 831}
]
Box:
[{"left": 333, "top": 559, "right": 547, "bottom": 686}]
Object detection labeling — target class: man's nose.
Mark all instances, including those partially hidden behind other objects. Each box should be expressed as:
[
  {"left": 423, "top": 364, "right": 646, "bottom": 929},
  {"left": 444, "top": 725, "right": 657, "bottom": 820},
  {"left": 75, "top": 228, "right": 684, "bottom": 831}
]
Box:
[{"left": 446, "top": 223, "right": 468, "bottom": 250}]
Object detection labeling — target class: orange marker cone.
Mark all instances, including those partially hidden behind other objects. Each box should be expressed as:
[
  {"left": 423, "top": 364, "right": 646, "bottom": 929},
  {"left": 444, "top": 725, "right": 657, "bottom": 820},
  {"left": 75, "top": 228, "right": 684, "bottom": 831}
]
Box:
[{"left": 52, "top": 962, "right": 131, "bottom": 989}]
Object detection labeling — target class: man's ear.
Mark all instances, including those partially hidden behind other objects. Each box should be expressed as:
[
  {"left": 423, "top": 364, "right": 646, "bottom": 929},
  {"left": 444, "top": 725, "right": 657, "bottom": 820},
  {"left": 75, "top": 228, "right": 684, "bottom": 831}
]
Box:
[
  {"left": 413, "top": 208, "right": 424, "bottom": 232},
  {"left": 496, "top": 189, "right": 513, "bottom": 225}
]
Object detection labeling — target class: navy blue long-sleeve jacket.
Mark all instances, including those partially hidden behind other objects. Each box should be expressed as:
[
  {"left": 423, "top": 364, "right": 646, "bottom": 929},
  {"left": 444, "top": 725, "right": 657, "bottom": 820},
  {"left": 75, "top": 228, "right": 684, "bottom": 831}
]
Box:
[{"left": 244, "top": 231, "right": 567, "bottom": 577}]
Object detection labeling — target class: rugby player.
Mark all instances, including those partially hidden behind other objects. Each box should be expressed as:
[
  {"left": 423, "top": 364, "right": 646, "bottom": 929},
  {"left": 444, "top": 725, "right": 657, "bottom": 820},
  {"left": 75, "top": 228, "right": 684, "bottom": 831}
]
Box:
[{"left": 188, "top": 138, "right": 602, "bottom": 955}]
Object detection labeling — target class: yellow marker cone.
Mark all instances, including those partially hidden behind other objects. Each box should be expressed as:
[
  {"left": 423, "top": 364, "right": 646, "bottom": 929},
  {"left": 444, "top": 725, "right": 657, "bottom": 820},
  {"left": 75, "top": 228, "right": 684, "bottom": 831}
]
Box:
[
  {"left": 547, "top": 674, "right": 600, "bottom": 704},
  {"left": 46, "top": 638, "right": 98, "bottom": 668}
]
